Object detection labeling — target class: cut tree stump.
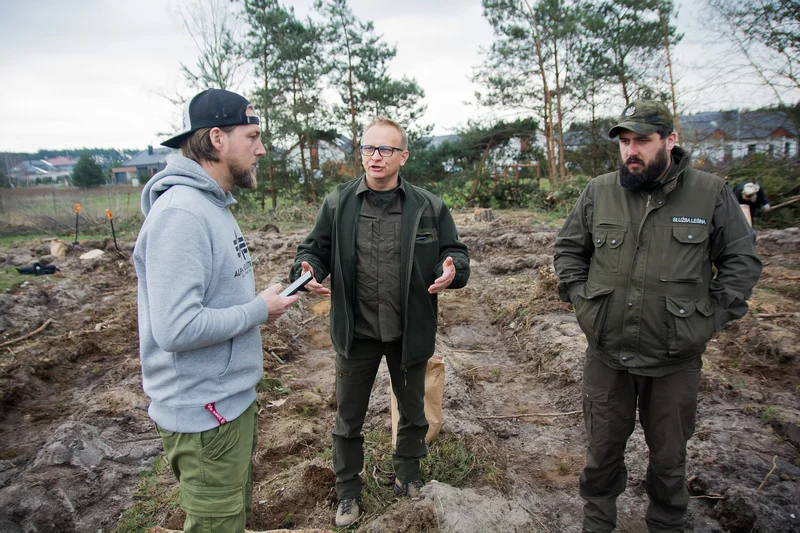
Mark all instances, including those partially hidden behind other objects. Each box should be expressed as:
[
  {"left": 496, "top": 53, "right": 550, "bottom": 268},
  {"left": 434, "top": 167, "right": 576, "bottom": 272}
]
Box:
[{"left": 474, "top": 207, "right": 495, "bottom": 221}]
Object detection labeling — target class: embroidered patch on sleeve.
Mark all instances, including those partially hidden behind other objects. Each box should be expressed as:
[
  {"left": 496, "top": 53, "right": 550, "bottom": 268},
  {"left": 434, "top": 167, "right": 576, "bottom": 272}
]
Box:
[{"left": 671, "top": 216, "right": 707, "bottom": 225}]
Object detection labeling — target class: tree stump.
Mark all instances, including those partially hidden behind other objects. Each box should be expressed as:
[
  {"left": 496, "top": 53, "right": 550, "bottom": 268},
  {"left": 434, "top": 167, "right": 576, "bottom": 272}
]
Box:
[{"left": 474, "top": 207, "right": 494, "bottom": 221}]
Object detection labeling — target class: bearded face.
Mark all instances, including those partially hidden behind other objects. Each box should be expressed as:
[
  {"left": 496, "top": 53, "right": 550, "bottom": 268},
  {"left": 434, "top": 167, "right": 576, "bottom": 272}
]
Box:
[
  {"left": 229, "top": 159, "right": 257, "bottom": 189},
  {"left": 619, "top": 140, "right": 670, "bottom": 192}
]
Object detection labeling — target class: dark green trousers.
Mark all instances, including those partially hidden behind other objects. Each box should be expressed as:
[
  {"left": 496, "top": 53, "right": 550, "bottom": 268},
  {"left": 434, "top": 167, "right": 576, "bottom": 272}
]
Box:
[
  {"left": 333, "top": 338, "right": 428, "bottom": 499},
  {"left": 580, "top": 353, "right": 701, "bottom": 533}
]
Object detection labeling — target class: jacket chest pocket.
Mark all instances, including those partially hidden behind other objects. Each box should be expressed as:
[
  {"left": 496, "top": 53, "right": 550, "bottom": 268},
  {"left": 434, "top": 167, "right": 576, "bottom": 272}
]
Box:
[
  {"left": 660, "top": 227, "right": 708, "bottom": 283},
  {"left": 591, "top": 227, "right": 626, "bottom": 274}
]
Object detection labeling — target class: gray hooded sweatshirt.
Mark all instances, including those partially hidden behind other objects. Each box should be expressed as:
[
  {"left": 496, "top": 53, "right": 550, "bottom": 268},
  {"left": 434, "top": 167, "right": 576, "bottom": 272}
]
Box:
[{"left": 134, "top": 154, "right": 268, "bottom": 433}]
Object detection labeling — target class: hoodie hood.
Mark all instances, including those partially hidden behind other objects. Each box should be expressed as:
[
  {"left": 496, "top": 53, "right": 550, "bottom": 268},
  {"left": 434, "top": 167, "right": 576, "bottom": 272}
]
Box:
[{"left": 141, "top": 154, "right": 236, "bottom": 216}]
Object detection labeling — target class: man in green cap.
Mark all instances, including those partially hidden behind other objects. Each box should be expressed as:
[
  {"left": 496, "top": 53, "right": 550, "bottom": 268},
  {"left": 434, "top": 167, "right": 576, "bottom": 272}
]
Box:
[{"left": 553, "top": 100, "right": 761, "bottom": 533}]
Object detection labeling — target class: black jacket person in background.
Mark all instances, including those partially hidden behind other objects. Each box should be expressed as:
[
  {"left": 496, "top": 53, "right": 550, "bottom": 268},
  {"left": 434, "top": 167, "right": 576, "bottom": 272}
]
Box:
[
  {"left": 733, "top": 181, "right": 771, "bottom": 226},
  {"left": 553, "top": 100, "right": 761, "bottom": 533}
]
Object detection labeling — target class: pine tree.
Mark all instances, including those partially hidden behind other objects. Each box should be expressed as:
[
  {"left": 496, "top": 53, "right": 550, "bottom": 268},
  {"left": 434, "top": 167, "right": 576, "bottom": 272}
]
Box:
[{"left": 71, "top": 155, "right": 106, "bottom": 188}]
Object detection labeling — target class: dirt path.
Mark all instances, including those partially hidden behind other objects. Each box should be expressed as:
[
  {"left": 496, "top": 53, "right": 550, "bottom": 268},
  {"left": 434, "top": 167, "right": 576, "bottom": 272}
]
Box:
[{"left": 0, "top": 216, "right": 797, "bottom": 532}]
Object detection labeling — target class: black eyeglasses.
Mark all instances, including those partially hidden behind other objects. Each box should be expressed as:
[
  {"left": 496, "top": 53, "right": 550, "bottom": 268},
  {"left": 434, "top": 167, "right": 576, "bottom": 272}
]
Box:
[{"left": 359, "top": 145, "right": 405, "bottom": 157}]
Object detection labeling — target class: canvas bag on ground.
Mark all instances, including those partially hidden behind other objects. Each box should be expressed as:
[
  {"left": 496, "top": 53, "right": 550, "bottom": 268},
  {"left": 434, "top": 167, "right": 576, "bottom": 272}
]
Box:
[{"left": 390, "top": 354, "right": 445, "bottom": 448}]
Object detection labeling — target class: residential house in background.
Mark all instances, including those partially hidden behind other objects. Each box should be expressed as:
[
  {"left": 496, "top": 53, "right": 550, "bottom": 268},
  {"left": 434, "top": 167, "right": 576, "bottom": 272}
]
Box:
[
  {"left": 114, "top": 146, "right": 173, "bottom": 184},
  {"left": 284, "top": 135, "right": 353, "bottom": 181},
  {"left": 44, "top": 156, "right": 77, "bottom": 173},
  {"left": 679, "top": 109, "right": 798, "bottom": 166},
  {"left": 8, "top": 159, "right": 71, "bottom": 185}
]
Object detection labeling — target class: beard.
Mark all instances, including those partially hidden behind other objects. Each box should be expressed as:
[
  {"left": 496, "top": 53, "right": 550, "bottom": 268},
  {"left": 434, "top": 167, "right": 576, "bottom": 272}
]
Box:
[
  {"left": 229, "top": 159, "right": 257, "bottom": 189},
  {"left": 619, "top": 143, "right": 670, "bottom": 192}
]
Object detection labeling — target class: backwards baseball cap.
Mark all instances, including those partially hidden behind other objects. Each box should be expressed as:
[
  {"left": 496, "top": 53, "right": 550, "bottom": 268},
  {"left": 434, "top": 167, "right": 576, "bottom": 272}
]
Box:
[
  {"left": 608, "top": 100, "right": 674, "bottom": 139},
  {"left": 161, "top": 88, "right": 260, "bottom": 148}
]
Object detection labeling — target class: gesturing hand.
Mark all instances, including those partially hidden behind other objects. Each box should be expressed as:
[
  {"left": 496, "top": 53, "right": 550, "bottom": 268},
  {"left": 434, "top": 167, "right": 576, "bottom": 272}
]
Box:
[
  {"left": 301, "top": 261, "right": 331, "bottom": 297},
  {"left": 428, "top": 256, "right": 456, "bottom": 294}
]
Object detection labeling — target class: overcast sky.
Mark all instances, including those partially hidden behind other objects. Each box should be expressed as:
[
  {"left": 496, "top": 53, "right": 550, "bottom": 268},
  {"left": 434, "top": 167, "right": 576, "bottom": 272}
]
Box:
[{"left": 0, "top": 0, "right": 790, "bottom": 153}]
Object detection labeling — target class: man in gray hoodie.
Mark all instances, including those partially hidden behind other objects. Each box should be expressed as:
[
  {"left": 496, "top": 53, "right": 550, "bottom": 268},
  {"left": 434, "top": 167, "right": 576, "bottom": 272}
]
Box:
[{"left": 134, "top": 88, "right": 299, "bottom": 533}]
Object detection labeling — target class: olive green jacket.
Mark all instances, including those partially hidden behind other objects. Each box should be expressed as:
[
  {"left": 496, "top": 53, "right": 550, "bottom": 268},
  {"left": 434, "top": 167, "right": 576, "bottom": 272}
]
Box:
[
  {"left": 290, "top": 177, "right": 470, "bottom": 368},
  {"left": 554, "top": 148, "right": 761, "bottom": 368}
]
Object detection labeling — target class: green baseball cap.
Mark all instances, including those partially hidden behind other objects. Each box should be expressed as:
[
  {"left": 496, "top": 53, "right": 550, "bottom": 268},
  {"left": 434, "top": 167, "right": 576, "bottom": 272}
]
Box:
[{"left": 608, "top": 100, "right": 674, "bottom": 138}]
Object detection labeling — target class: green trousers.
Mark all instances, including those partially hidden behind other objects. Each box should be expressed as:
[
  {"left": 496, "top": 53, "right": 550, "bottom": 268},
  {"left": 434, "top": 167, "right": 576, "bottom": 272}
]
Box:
[
  {"left": 156, "top": 401, "right": 258, "bottom": 533},
  {"left": 580, "top": 354, "right": 701, "bottom": 533},
  {"left": 333, "top": 338, "right": 428, "bottom": 499}
]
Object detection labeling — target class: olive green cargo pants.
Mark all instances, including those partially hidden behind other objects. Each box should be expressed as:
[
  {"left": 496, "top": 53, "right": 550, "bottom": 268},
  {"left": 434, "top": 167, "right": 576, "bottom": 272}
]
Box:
[
  {"left": 580, "top": 354, "right": 701, "bottom": 533},
  {"left": 156, "top": 401, "right": 258, "bottom": 533},
  {"left": 333, "top": 338, "right": 428, "bottom": 500}
]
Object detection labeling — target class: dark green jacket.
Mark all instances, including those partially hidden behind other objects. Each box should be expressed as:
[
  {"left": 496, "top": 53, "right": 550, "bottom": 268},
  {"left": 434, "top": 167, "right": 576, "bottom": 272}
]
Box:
[
  {"left": 291, "top": 177, "right": 470, "bottom": 368},
  {"left": 554, "top": 148, "right": 761, "bottom": 369}
]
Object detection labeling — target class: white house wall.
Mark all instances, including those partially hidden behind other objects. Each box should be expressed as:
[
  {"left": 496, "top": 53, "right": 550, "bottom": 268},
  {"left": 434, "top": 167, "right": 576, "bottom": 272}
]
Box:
[
  {"left": 683, "top": 137, "right": 797, "bottom": 163},
  {"left": 285, "top": 142, "right": 349, "bottom": 173}
]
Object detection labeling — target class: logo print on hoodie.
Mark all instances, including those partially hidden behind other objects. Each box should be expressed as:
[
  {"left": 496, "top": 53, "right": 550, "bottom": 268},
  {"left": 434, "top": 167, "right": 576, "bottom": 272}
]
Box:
[{"left": 233, "top": 234, "right": 253, "bottom": 278}]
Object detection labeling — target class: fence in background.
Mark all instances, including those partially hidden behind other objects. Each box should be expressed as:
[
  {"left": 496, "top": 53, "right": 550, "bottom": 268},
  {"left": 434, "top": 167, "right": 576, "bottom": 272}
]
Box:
[{"left": 0, "top": 185, "right": 143, "bottom": 237}]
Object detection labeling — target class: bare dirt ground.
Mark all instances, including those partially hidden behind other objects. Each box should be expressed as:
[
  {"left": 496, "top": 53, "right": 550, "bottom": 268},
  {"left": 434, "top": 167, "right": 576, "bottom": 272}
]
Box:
[{"left": 0, "top": 212, "right": 797, "bottom": 533}]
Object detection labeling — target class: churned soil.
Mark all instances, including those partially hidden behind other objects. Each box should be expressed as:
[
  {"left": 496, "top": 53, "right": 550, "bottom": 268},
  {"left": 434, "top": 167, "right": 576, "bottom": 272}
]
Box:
[{"left": 0, "top": 215, "right": 797, "bottom": 533}]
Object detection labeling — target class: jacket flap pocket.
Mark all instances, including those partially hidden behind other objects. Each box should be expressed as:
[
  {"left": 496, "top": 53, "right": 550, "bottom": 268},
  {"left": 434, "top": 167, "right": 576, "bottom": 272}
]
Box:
[
  {"left": 593, "top": 231, "right": 607, "bottom": 247},
  {"left": 583, "top": 385, "right": 608, "bottom": 403},
  {"left": 606, "top": 231, "right": 625, "bottom": 249},
  {"left": 695, "top": 296, "right": 715, "bottom": 317},
  {"left": 672, "top": 227, "right": 708, "bottom": 244},
  {"left": 666, "top": 296, "right": 697, "bottom": 318},
  {"left": 579, "top": 283, "right": 614, "bottom": 300}
]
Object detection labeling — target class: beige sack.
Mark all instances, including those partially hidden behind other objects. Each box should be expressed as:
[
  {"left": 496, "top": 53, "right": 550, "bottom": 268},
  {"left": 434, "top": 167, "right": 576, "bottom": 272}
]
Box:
[
  {"left": 49, "top": 240, "right": 68, "bottom": 259},
  {"left": 390, "top": 355, "right": 445, "bottom": 448},
  {"left": 740, "top": 204, "right": 753, "bottom": 227}
]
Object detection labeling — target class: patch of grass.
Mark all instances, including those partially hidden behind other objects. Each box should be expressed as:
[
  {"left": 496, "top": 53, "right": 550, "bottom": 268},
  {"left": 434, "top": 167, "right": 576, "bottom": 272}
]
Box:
[
  {"left": 281, "top": 512, "right": 295, "bottom": 527},
  {"left": 0, "top": 268, "right": 29, "bottom": 292},
  {"left": 112, "top": 456, "right": 179, "bottom": 533},
  {"left": 424, "top": 437, "right": 478, "bottom": 487},
  {"left": 744, "top": 403, "right": 784, "bottom": 423},
  {"left": 257, "top": 376, "right": 290, "bottom": 397},
  {"left": 759, "top": 405, "right": 781, "bottom": 422},
  {"left": 0, "top": 448, "right": 17, "bottom": 460},
  {"left": 358, "top": 431, "right": 501, "bottom": 519}
]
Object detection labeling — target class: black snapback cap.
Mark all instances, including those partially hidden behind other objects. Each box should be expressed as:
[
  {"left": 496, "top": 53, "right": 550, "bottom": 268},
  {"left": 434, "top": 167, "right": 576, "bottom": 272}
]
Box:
[{"left": 161, "top": 89, "right": 260, "bottom": 148}]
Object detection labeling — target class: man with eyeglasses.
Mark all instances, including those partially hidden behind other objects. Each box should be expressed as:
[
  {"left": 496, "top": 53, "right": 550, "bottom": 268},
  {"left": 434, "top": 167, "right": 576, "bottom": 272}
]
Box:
[
  {"left": 289, "top": 117, "right": 470, "bottom": 527},
  {"left": 134, "top": 88, "right": 299, "bottom": 533}
]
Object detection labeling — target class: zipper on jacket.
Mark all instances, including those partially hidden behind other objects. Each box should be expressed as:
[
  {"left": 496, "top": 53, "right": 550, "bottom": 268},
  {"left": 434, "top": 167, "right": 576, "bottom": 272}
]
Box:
[
  {"left": 401, "top": 204, "right": 426, "bottom": 369},
  {"left": 635, "top": 194, "right": 654, "bottom": 245}
]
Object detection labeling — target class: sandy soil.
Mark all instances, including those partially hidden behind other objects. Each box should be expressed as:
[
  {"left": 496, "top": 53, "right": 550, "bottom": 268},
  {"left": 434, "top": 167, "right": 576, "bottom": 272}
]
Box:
[{"left": 0, "top": 214, "right": 797, "bottom": 533}]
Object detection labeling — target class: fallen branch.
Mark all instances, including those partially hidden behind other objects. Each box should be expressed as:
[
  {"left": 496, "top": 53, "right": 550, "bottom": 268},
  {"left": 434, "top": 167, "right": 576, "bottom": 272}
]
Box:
[
  {"left": 451, "top": 349, "right": 492, "bottom": 353},
  {"left": 753, "top": 312, "right": 798, "bottom": 319},
  {"left": 269, "top": 351, "right": 285, "bottom": 365},
  {"left": 0, "top": 319, "right": 53, "bottom": 349},
  {"left": 690, "top": 494, "right": 725, "bottom": 500},
  {"left": 478, "top": 410, "right": 581, "bottom": 420},
  {"left": 768, "top": 195, "right": 800, "bottom": 210},
  {"left": 758, "top": 455, "right": 778, "bottom": 491},
  {"left": 301, "top": 315, "right": 319, "bottom": 326}
]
